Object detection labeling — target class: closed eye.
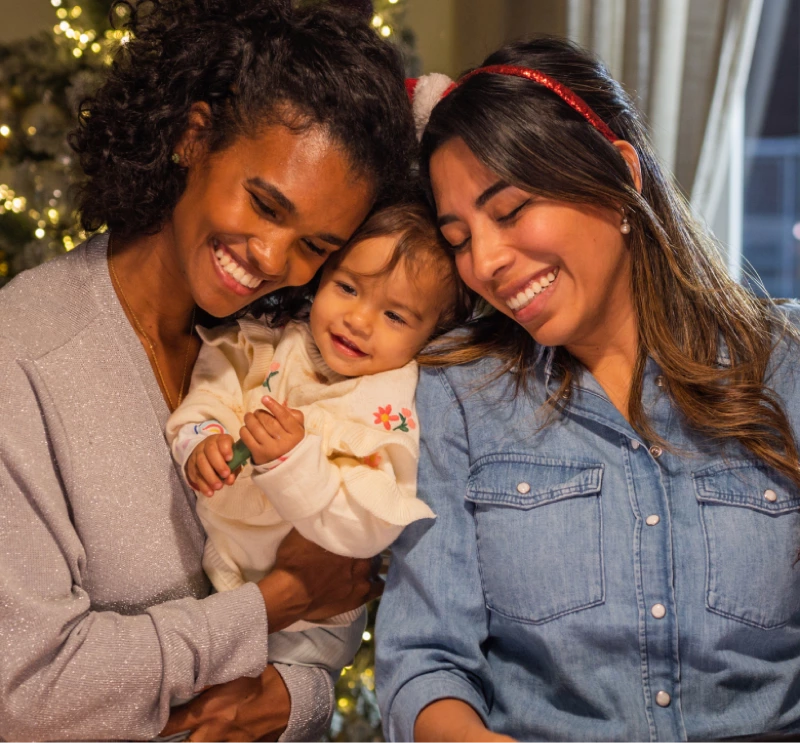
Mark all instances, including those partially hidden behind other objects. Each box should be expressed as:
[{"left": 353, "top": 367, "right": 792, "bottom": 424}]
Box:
[
  {"left": 249, "top": 193, "right": 277, "bottom": 220},
  {"left": 497, "top": 199, "right": 531, "bottom": 224},
  {"left": 385, "top": 311, "right": 406, "bottom": 325},
  {"left": 303, "top": 239, "right": 326, "bottom": 257},
  {"left": 336, "top": 281, "right": 356, "bottom": 295}
]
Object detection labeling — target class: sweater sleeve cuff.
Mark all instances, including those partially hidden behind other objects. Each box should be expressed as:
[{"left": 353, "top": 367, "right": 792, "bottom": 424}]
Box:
[
  {"left": 251, "top": 434, "right": 339, "bottom": 522},
  {"left": 146, "top": 581, "right": 267, "bottom": 700},
  {"left": 385, "top": 672, "right": 489, "bottom": 743},
  {"left": 274, "top": 663, "right": 334, "bottom": 742}
]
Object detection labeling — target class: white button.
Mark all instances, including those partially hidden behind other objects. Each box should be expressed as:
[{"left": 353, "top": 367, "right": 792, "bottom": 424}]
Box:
[
  {"left": 645, "top": 515, "right": 660, "bottom": 526},
  {"left": 649, "top": 445, "right": 663, "bottom": 458},
  {"left": 517, "top": 482, "right": 531, "bottom": 494},
  {"left": 655, "top": 375, "right": 665, "bottom": 387},
  {"left": 764, "top": 489, "right": 777, "bottom": 502},
  {"left": 651, "top": 603, "right": 666, "bottom": 619},
  {"left": 655, "top": 691, "right": 671, "bottom": 707},
  {"left": 631, "top": 440, "right": 640, "bottom": 450}
]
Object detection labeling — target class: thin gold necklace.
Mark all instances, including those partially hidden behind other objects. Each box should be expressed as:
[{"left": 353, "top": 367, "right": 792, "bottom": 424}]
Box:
[{"left": 108, "top": 237, "right": 196, "bottom": 412}]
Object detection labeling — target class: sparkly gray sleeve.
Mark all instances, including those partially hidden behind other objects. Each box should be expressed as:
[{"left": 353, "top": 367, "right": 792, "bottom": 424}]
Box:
[
  {"left": 274, "top": 663, "right": 336, "bottom": 742},
  {"left": 0, "top": 348, "right": 269, "bottom": 741}
]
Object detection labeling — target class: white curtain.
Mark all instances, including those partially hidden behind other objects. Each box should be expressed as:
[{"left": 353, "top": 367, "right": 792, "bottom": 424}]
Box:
[{"left": 565, "top": 0, "right": 763, "bottom": 221}]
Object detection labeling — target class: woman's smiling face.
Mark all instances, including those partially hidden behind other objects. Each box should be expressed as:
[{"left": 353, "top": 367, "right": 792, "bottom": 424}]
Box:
[
  {"left": 429, "top": 136, "right": 634, "bottom": 355},
  {"left": 170, "top": 121, "right": 374, "bottom": 318}
]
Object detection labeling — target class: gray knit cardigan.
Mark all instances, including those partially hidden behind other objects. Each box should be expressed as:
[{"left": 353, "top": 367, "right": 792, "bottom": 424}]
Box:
[{"left": 0, "top": 234, "right": 341, "bottom": 741}]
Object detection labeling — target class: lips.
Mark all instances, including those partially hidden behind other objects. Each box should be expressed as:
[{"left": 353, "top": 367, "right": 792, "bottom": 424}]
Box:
[
  {"left": 330, "top": 333, "right": 367, "bottom": 357},
  {"left": 504, "top": 267, "right": 560, "bottom": 313},
  {"left": 210, "top": 239, "right": 265, "bottom": 296}
]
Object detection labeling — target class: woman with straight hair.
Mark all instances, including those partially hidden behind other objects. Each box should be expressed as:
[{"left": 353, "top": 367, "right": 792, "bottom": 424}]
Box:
[
  {"left": 0, "top": 0, "right": 415, "bottom": 739},
  {"left": 377, "top": 36, "right": 800, "bottom": 742}
]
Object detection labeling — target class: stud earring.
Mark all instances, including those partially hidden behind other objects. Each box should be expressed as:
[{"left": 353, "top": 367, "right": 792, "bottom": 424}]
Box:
[
  {"left": 171, "top": 152, "right": 181, "bottom": 164},
  {"left": 620, "top": 212, "right": 631, "bottom": 234}
]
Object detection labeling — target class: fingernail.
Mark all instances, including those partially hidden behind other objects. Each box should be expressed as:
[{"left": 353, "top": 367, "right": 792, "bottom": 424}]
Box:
[{"left": 262, "top": 395, "right": 274, "bottom": 404}]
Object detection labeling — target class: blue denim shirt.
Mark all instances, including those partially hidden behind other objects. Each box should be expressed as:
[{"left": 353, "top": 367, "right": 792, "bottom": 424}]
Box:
[{"left": 376, "top": 306, "right": 800, "bottom": 742}]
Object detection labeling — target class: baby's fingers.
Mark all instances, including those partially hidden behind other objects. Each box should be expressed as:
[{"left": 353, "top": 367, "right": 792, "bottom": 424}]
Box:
[
  {"left": 186, "top": 457, "right": 213, "bottom": 498},
  {"left": 196, "top": 449, "right": 224, "bottom": 494},
  {"left": 205, "top": 440, "right": 231, "bottom": 480}
]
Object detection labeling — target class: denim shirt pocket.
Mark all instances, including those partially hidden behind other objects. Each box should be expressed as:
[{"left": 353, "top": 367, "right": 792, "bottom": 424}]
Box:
[
  {"left": 693, "top": 459, "right": 800, "bottom": 629},
  {"left": 466, "top": 454, "right": 605, "bottom": 624}
]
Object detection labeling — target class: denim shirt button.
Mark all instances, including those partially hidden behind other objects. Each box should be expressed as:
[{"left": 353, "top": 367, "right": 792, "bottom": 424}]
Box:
[
  {"left": 645, "top": 514, "right": 660, "bottom": 526},
  {"left": 764, "top": 489, "right": 778, "bottom": 502},
  {"left": 631, "top": 440, "right": 640, "bottom": 450},
  {"left": 655, "top": 375, "right": 665, "bottom": 387},
  {"left": 649, "top": 445, "right": 663, "bottom": 459},
  {"left": 655, "top": 691, "right": 671, "bottom": 707},
  {"left": 651, "top": 603, "right": 667, "bottom": 619},
  {"left": 516, "top": 482, "right": 531, "bottom": 494}
]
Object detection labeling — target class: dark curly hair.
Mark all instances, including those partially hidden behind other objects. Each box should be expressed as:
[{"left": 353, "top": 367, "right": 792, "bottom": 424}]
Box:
[{"left": 69, "top": 0, "right": 416, "bottom": 240}]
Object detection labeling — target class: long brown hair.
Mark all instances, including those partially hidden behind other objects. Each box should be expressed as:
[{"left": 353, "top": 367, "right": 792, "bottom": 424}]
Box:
[{"left": 419, "top": 36, "right": 800, "bottom": 486}]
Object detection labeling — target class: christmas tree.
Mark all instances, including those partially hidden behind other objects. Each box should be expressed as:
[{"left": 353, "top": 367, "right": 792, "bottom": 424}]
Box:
[{"left": 0, "top": 1, "right": 416, "bottom": 740}]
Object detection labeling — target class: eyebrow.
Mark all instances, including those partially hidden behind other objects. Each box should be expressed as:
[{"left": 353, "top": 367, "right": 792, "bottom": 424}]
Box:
[
  {"left": 247, "top": 177, "right": 348, "bottom": 248},
  {"left": 437, "top": 179, "right": 510, "bottom": 228}
]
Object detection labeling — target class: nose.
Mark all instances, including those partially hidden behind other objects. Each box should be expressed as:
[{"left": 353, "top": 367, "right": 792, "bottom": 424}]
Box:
[
  {"left": 247, "top": 235, "right": 289, "bottom": 279},
  {"left": 343, "top": 305, "right": 372, "bottom": 338},
  {"left": 470, "top": 229, "right": 514, "bottom": 283}
]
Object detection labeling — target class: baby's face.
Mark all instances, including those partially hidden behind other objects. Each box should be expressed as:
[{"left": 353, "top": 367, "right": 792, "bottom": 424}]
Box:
[{"left": 310, "top": 236, "right": 443, "bottom": 377}]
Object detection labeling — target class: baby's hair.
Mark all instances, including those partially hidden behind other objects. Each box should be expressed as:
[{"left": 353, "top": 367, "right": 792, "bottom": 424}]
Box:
[{"left": 327, "top": 200, "right": 473, "bottom": 340}]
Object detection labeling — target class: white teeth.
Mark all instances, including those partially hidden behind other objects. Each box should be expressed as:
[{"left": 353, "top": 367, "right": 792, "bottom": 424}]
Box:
[
  {"left": 506, "top": 268, "right": 559, "bottom": 312},
  {"left": 214, "top": 247, "right": 262, "bottom": 290}
]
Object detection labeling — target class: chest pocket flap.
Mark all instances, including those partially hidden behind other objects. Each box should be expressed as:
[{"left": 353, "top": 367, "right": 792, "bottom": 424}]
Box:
[
  {"left": 466, "top": 454, "right": 605, "bottom": 624},
  {"left": 467, "top": 454, "right": 604, "bottom": 509},
  {"left": 693, "top": 459, "right": 800, "bottom": 629}
]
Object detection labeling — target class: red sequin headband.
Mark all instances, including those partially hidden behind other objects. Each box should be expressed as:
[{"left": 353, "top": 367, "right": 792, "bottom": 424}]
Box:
[{"left": 440, "top": 64, "right": 619, "bottom": 144}]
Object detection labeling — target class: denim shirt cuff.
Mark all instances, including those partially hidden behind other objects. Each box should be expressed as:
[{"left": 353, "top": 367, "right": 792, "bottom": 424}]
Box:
[{"left": 386, "top": 673, "right": 489, "bottom": 742}]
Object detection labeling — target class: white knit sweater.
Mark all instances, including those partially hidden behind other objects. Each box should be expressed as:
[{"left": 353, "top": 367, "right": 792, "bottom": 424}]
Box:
[{"left": 166, "top": 318, "right": 435, "bottom": 629}]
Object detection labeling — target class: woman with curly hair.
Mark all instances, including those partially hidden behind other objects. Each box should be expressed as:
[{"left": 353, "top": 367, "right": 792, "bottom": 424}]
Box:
[
  {"left": 0, "top": 0, "right": 415, "bottom": 740},
  {"left": 377, "top": 37, "right": 800, "bottom": 741}
]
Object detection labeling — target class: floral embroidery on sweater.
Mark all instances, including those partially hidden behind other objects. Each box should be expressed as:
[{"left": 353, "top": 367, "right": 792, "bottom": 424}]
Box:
[
  {"left": 373, "top": 405, "right": 415, "bottom": 432},
  {"left": 263, "top": 362, "right": 280, "bottom": 391}
]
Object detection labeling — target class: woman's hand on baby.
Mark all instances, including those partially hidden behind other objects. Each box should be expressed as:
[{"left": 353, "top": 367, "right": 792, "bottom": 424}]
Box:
[
  {"left": 240, "top": 396, "right": 305, "bottom": 466},
  {"left": 185, "top": 433, "right": 238, "bottom": 497}
]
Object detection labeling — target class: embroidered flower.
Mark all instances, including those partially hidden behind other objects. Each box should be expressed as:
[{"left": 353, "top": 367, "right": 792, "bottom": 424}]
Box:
[
  {"left": 263, "top": 362, "right": 280, "bottom": 392},
  {"left": 400, "top": 408, "right": 416, "bottom": 430},
  {"left": 373, "top": 405, "right": 400, "bottom": 430},
  {"left": 363, "top": 453, "right": 382, "bottom": 468}
]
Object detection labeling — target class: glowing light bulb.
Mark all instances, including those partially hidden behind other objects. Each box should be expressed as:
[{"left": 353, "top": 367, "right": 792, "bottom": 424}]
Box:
[
  {"left": 380, "top": 25, "right": 392, "bottom": 37},
  {"left": 51, "top": 0, "right": 62, "bottom": 6},
  {"left": 35, "top": 228, "right": 46, "bottom": 239},
  {"left": 372, "top": 14, "right": 382, "bottom": 27},
  {"left": 0, "top": 126, "right": 10, "bottom": 137}
]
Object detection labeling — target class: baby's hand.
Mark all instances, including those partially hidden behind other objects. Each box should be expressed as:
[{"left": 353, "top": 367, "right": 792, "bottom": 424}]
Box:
[
  {"left": 240, "top": 396, "right": 305, "bottom": 466},
  {"left": 185, "top": 433, "right": 238, "bottom": 497}
]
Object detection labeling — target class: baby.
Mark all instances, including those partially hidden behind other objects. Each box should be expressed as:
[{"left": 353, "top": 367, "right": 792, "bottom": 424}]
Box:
[{"left": 166, "top": 201, "right": 467, "bottom": 638}]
